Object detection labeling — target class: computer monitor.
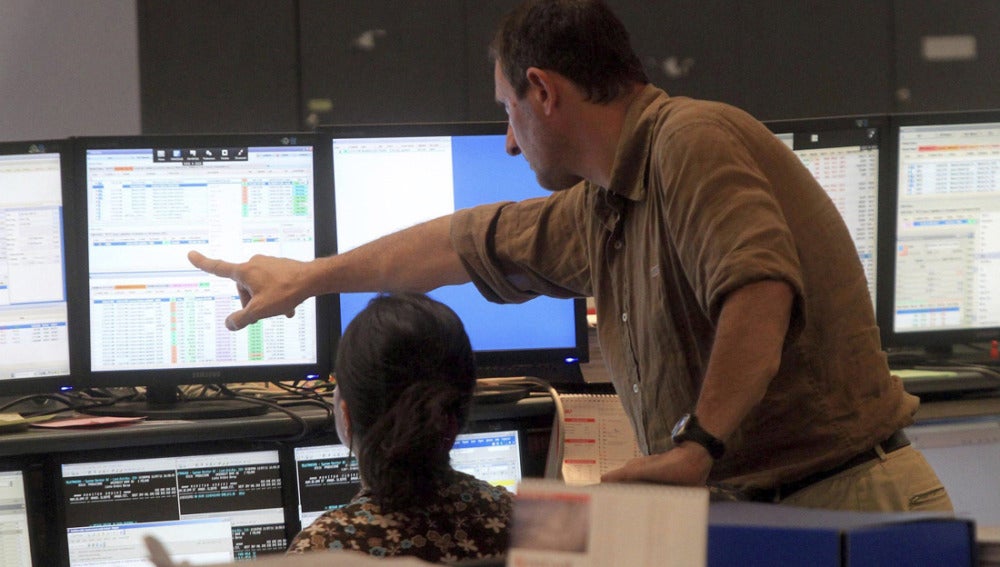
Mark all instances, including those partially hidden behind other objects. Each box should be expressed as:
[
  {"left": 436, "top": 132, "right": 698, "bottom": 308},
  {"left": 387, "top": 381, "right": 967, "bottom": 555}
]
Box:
[
  {"left": 323, "top": 122, "right": 588, "bottom": 382},
  {"left": 765, "top": 116, "right": 888, "bottom": 312},
  {"left": 55, "top": 445, "right": 288, "bottom": 566},
  {"left": 449, "top": 429, "right": 522, "bottom": 492},
  {"left": 68, "top": 134, "right": 333, "bottom": 418},
  {"left": 290, "top": 441, "right": 359, "bottom": 530},
  {"left": 0, "top": 467, "right": 35, "bottom": 566},
  {"left": 881, "top": 111, "right": 1000, "bottom": 359},
  {"left": 0, "top": 140, "right": 75, "bottom": 396},
  {"left": 291, "top": 429, "right": 521, "bottom": 531}
]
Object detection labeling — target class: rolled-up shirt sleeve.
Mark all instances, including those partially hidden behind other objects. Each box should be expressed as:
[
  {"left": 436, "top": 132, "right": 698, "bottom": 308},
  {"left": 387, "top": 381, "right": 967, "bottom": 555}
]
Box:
[{"left": 451, "top": 189, "right": 592, "bottom": 304}]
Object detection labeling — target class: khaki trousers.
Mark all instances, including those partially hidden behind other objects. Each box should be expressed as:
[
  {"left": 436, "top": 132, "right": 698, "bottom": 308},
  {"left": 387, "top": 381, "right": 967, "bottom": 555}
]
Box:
[{"left": 780, "top": 445, "right": 954, "bottom": 512}]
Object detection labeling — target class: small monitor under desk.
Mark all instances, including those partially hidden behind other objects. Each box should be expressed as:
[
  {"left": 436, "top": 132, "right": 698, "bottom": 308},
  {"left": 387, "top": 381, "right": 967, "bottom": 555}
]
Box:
[
  {"left": 0, "top": 467, "right": 34, "bottom": 567},
  {"left": 53, "top": 444, "right": 288, "bottom": 566}
]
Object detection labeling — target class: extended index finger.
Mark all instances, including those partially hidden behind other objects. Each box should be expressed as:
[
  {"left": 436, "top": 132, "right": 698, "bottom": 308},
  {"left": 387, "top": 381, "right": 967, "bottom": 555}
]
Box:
[{"left": 188, "top": 250, "right": 239, "bottom": 280}]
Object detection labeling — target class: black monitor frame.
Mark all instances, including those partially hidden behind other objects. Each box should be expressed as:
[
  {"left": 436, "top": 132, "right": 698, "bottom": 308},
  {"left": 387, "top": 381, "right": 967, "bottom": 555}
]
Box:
[
  {"left": 320, "top": 121, "right": 589, "bottom": 383},
  {"left": 878, "top": 110, "right": 1000, "bottom": 358},
  {"left": 0, "top": 138, "right": 80, "bottom": 397},
  {"left": 66, "top": 133, "right": 334, "bottom": 416}
]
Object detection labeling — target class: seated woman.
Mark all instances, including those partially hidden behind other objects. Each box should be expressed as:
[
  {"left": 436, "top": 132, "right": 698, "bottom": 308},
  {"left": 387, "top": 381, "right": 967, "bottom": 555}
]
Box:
[{"left": 287, "top": 292, "right": 512, "bottom": 563}]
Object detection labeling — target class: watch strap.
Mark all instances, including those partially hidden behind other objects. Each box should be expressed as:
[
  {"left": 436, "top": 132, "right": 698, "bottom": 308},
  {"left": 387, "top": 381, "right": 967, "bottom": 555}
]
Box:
[{"left": 672, "top": 413, "right": 726, "bottom": 460}]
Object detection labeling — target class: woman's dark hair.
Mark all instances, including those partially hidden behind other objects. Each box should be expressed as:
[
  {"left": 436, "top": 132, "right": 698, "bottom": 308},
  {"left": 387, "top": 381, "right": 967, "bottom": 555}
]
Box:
[
  {"left": 489, "top": 0, "right": 649, "bottom": 103},
  {"left": 334, "top": 292, "right": 476, "bottom": 509}
]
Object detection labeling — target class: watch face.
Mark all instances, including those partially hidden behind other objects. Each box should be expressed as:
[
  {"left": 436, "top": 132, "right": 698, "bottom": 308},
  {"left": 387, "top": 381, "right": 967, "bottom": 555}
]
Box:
[{"left": 672, "top": 414, "right": 691, "bottom": 438}]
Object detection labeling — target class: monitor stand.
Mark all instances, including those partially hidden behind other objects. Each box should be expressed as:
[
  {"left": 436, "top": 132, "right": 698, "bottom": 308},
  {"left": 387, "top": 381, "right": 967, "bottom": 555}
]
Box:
[{"left": 84, "top": 384, "right": 268, "bottom": 420}]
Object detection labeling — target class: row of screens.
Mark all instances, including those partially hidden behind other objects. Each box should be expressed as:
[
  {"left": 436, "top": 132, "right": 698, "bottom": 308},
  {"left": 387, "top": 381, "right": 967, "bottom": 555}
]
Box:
[
  {"left": 769, "top": 110, "right": 1000, "bottom": 359},
  {"left": 0, "top": 123, "right": 589, "bottom": 401},
  {"left": 4, "top": 111, "right": 1000, "bottom": 400},
  {"left": 1, "top": 428, "right": 523, "bottom": 566}
]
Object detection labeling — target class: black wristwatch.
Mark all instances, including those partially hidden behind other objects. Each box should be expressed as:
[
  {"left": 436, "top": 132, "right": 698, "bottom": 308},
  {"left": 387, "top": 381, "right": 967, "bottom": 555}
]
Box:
[{"left": 671, "top": 413, "right": 726, "bottom": 460}]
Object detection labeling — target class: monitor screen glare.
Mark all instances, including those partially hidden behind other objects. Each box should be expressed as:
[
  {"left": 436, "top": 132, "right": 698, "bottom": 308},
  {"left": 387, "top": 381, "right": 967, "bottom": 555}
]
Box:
[
  {"left": 83, "top": 143, "right": 318, "bottom": 374},
  {"left": 0, "top": 149, "right": 70, "bottom": 385}
]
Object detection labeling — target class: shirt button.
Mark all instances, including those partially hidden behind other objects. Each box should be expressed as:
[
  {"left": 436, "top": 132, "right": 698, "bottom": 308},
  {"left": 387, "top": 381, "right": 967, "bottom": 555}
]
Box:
[
  {"left": 632, "top": 384, "right": 639, "bottom": 394},
  {"left": 614, "top": 240, "right": 623, "bottom": 250},
  {"left": 621, "top": 312, "right": 628, "bottom": 322}
]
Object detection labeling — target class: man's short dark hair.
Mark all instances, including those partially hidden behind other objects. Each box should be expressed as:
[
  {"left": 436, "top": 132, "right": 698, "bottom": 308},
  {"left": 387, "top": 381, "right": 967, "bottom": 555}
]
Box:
[{"left": 490, "top": 0, "right": 649, "bottom": 103}]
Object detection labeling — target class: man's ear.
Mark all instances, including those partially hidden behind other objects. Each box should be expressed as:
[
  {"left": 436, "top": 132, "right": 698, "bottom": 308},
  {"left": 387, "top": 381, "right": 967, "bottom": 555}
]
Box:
[{"left": 525, "top": 67, "right": 558, "bottom": 115}]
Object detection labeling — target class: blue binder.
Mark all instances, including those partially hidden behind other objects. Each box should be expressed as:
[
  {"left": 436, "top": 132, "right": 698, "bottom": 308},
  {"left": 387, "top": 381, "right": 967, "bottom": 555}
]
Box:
[{"left": 708, "top": 502, "right": 975, "bottom": 567}]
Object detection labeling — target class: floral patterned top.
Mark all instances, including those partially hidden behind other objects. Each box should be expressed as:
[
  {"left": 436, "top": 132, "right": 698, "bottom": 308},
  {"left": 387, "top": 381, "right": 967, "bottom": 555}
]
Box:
[{"left": 287, "top": 470, "right": 512, "bottom": 563}]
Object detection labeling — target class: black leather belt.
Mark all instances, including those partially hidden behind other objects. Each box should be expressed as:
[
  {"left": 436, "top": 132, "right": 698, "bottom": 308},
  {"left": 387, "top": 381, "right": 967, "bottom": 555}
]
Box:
[{"left": 747, "top": 430, "right": 911, "bottom": 503}]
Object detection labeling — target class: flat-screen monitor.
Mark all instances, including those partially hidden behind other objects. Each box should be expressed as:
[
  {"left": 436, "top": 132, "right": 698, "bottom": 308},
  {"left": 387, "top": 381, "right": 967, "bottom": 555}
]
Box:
[
  {"left": 291, "top": 429, "right": 521, "bottom": 531},
  {"left": 0, "top": 140, "right": 75, "bottom": 396},
  {"left": 291, "top": 441, "right": 359, "bottom": 530},
  {"left": 55, "top": 445, "right": 288, "bottom": 566},
  {"left": 882, "top": 111, "right": 1000, "bottom": 359},
  {"left": 68, "top": 134, "right": 333, "bottom": 418},
  {"left": 323, "top": 122, "right": 588, "bottom": 382},
  {"left": 765, "top": 116, "right": 887, "bottom": 313},
  {"left": 449, "top": 429, "right": 522, "bottom": 492},
  {"left": 0, "top": 467, "right": 35, "bottom": 566}
]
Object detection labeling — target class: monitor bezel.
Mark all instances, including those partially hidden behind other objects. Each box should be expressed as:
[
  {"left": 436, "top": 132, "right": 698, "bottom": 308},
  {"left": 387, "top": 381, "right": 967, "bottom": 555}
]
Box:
[
  {"left": 66, "top": 133, "right": 334, "bottom": 393},
  {"left": 879, "top": 110, "right": 1000, "bottom": 352},
  {"left": 320, "top": 121, "right": 589, "bottom": 379},
  {"left": 0, "top": 138, "right": 80, "bottom": 396}
]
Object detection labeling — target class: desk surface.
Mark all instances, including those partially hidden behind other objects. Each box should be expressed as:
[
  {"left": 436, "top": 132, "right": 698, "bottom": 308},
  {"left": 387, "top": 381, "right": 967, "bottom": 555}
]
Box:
[
  {"left": 0, "top": 395, "right": 555, "bottom": 458},
  {"left": 2, "top": 385, "right": 997, "bottom": 459},
  {"left": 915, "top": 395, "right": 1000, "bottom": 422}
]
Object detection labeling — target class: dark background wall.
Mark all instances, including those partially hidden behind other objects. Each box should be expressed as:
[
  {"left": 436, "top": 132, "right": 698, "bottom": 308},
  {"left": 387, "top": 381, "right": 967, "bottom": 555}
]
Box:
[
  {"left": 138, "top": 0, "right": 1000, "bottom": 134},
  {"left": 0, "top": 0, "right": 140, "bottom": 142}
]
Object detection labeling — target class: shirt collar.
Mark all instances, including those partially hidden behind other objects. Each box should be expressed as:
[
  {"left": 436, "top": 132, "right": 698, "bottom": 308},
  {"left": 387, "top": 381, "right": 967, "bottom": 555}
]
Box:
[{"left": 600, "top": 84, "right": 671, "bottom": 202}]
